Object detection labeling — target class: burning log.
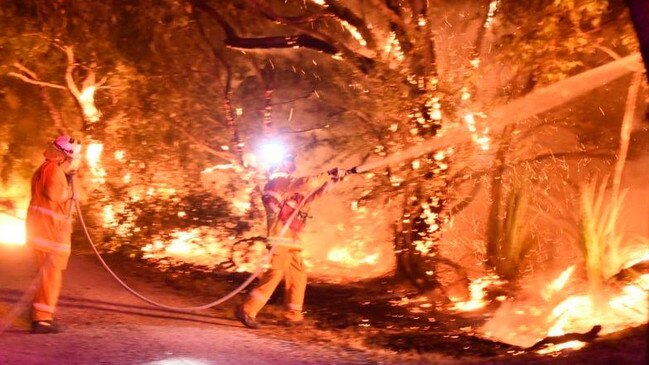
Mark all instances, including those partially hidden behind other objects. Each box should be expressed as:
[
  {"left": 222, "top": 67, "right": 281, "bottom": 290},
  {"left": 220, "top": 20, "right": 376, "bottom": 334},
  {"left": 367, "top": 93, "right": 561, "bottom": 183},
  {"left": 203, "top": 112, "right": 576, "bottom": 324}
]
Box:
[
  {"left": 526, "top": 325, "right": 602, "bottom": 351},
  {"left": 609, "top": 261, "right": 649, "bottom": 283}
]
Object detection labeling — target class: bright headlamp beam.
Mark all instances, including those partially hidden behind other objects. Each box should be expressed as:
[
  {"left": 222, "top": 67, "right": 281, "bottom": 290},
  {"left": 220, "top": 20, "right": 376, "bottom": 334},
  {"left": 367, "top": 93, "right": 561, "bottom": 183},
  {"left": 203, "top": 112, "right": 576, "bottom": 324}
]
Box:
[{"left": 259, "top": 142, "right": 287, "bottom": 166}]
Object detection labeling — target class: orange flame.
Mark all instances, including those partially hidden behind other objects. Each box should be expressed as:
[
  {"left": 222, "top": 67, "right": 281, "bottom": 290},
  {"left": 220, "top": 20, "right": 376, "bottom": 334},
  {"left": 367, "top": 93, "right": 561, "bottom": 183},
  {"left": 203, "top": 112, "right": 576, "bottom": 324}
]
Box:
[
  {"left": 536, "top": 340, "right": 586, "bottom": 354},
  {"left": 0, "top": 197, "right": 28, "bottom": 246},
  {"left": 0, "top": 213, "right": 26, "bottom": 245},
  {"left": 452, "top": 275, "right": 503, "bottom": 311},
  {"left": 79, "top": 86, "right": 102, "bottom": 123},
  {"left": 86, "top": 142, "right": 106, "bottom": 184},
  {"left": 541, "top": 265, "right": 575, "bottom": 301}
]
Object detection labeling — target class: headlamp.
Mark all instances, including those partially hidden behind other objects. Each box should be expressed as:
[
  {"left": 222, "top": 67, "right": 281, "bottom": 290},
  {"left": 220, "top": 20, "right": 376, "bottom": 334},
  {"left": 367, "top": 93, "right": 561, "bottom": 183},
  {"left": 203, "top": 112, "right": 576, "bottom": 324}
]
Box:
[{"left": 259, "top": 141, "right": 288, "bottom": 166}]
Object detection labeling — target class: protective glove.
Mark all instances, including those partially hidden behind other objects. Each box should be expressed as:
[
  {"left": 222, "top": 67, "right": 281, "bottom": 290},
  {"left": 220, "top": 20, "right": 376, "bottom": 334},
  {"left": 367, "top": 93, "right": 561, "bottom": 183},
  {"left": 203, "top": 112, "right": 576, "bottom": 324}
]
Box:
[
  {"left": 328, "top": 167, "right": 359, "bottom": 182},
  {"left": 327, "top": 167, "right": 345, "bottom": 182},
  {"left": 346, "top": 166, "right": 358, "bottom": 175}
]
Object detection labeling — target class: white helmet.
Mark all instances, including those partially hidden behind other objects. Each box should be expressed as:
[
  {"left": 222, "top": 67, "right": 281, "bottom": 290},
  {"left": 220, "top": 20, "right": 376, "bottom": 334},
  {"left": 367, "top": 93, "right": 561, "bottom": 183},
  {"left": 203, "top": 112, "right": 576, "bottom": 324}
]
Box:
[{"left": 53, "top": 135, "right": 82, "bottom": 159}]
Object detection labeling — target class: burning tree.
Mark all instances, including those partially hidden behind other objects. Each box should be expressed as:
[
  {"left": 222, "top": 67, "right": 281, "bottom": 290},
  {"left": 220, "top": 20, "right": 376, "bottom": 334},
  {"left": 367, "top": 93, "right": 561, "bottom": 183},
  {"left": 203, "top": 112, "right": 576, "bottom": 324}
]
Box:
[{"left": 183, "top": 0, "right": 496, "bottom": 294}]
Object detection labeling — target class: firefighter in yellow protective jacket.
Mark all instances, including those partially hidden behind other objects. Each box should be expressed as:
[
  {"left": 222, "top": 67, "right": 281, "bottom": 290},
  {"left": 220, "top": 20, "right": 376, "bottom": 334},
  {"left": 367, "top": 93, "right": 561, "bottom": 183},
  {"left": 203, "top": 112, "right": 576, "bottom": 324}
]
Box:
[
  {"left": 236, "top": 153, "right": 350, "bottom": 329},
  {"left": 26, "top": 135, "right": 82, "bottom": 334}
]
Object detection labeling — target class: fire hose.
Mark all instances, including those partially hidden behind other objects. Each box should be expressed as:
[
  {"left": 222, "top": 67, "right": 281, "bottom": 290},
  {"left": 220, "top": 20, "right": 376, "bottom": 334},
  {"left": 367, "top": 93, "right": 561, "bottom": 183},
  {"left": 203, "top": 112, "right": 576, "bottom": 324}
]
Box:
[
  {"left": 74, "top": 173, "right": 345, "bottom": 312},
  {"left": 0, "top": 266, "right": 42, "bottom": 335},
  {"left": 0, "top": 168, "right": 355, "bottom": 333}
]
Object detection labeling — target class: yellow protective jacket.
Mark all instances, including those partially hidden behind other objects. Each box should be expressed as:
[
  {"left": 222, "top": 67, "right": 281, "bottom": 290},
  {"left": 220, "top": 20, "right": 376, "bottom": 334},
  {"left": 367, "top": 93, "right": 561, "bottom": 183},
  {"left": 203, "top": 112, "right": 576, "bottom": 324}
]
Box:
[
  {"left": 26, "top": 157, "right": 74, "bottom": 255},
  {"left": 262, "top": 172, "right": 331, "bottom": 249}
]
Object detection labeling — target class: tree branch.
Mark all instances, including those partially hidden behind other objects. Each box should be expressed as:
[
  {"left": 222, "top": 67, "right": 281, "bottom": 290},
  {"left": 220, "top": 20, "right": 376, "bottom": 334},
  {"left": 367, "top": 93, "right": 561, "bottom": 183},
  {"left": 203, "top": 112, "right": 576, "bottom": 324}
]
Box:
[
  {"left": 270, "top": 90, "right": 315, "bottom": 106},
  {"left": 63, "top": 46, "right": 81, "bottom": 98},
  {"left": 197, "top": 0, "right": 376, "bottom": 72},
  {"left": 368, "top": 0, "right": 409, "bottom": 32},
  {"left": 192, "top": 0, "right": 338, "bottom": 54},
  {"left": 322, "top": 0, "right": 376, "bottom": 49},
  {"left": 7, "top": 72, "right": 66, "bottom": 89}
]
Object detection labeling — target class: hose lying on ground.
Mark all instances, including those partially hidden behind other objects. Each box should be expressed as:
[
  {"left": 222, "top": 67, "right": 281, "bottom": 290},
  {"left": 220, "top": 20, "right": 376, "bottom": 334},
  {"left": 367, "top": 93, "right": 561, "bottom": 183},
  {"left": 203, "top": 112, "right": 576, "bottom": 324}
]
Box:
[{"left": 74, "top": 178, "right": 322, "bottom": 312}]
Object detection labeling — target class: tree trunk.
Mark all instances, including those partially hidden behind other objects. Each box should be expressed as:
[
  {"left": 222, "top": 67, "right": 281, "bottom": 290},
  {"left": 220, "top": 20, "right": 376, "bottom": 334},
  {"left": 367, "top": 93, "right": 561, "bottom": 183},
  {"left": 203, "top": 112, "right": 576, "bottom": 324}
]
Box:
[
  {"left": 625, "top": 0, "right": 649, "bottom": 81},
  {"left": 485, "top": 126, "right": 513, "bottom": 270}
]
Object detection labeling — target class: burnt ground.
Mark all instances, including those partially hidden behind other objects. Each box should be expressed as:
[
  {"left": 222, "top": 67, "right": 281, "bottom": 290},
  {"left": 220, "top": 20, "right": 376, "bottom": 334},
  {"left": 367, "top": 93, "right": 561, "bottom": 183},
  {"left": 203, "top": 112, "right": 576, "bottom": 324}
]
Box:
[{"left": 1, "top": 243, "right": 647, "bottom": 364}]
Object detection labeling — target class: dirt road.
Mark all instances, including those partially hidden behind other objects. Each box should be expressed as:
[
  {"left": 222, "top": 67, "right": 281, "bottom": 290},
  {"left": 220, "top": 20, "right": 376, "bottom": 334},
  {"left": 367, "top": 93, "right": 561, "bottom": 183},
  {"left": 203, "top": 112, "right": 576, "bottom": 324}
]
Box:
[
  {"left": 1, "top": 243, "right": 646, "bottom": 365},
  {"left": 0, "top": 244, "right": 424, "bottom": 365}
]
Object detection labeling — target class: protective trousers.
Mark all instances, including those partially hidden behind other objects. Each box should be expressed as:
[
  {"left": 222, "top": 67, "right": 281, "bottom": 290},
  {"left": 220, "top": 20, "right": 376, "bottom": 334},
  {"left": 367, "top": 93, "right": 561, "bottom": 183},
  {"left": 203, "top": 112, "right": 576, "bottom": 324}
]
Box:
[
  {"left": 242, "top": 247, "right": 307, "bottom": 321},
  {"left": 32, "top": 249, "right": 69, "bottom": 322}
]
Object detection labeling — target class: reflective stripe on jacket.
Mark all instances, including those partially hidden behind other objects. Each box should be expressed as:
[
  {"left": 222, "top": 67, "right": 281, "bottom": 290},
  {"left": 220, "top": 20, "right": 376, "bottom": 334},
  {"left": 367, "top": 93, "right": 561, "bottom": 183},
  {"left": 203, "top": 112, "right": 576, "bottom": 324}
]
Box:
[{"left": 26, "top": 159, "right": 73, "bottom": 254}]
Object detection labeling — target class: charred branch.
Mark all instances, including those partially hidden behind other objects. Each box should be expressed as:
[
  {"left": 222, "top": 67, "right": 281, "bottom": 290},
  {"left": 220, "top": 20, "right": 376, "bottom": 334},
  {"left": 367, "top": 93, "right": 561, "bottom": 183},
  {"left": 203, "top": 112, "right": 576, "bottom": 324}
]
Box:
[
  {"left": 526, "top": 325, "right": 602, "bottom": 351},
  {"left": 193, "top": 0, "right": 337, "bottom": 54},
  {"left": 227, "top": 33, "right": 339, "bottom": 54},
  {"left": 322, "top": 0, "right": 376, "bottom": 49},
  {"left": 194, "top": 0, "right": 376, "bottom": 72},
  {"left": 609, "top": 261, "right": 649, "bottom": 283}
]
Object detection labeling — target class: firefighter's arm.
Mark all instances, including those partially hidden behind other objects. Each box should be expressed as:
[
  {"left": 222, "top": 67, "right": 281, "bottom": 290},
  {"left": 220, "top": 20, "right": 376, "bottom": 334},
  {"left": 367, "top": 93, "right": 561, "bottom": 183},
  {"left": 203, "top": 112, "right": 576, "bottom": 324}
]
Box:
[{"left": 44, "top": 165, "right": 72, "bottom": 203}]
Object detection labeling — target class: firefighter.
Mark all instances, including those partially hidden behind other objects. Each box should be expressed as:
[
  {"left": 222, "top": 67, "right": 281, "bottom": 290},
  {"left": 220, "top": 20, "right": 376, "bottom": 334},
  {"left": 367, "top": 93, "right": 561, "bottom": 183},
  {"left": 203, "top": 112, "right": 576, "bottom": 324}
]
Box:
[
  {"left": 235, "top": 153, "right": 350, "bottom": 329},
  {"left": 26, "top": 135, "right": 82, "bottom": 334}
]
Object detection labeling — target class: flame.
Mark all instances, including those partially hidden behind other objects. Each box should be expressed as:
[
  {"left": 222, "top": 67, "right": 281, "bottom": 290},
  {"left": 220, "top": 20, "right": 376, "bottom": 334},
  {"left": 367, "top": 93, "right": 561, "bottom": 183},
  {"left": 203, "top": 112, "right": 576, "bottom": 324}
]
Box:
[
  {"left": 464, "top": 113, "right": 477, "bottom": 132},
  {"left": 483, "top": 263, "right": 649, "bottom": 351},
  {"left": 166, "top": 230, "right": 198, "bottom": 255},
  {"left": 0, "top": 197, "right": 28, "bottom": 246},
  {"left": 541, "top": 265, "right": 575, "bottom": 301},
  {"left": 536, "top": 341, "right": 586, "bottom": 355},
  {"left": 102, "top": 204, "right": 116, "bottom": 228},
  {"left": 340, "top": 20, "right": 367, "bottom": 47},
  {"left": 0, "top": 213, "right": 26, "bottom": 245},
  {"left": 141, "top": 228, "right": 268, "bottom": 273},
  {"left": 383, "top": 32, "right": 405, "bottom": 62},
  {"left": 622, "top": 247, "right": 649, "bottom": 269},
  {"left": 327, "top": 246, "right": 379, "bottom": 267},
  {"left": 114, "top": 150, "right": 125, "bottom": 161},
  {"left": 79, "top": 86, "right": 101, "bottom": 123},
  {"left": 452, "top": 275, "right": 503, "bottom": 311},
  {"left": 86, "top": 142, "right": 106, "bottom": 184},
  {"left": 484, "top": 0, "right": 500, "bottom": 29},
  {"left": 464, "top": 113, "right": 490, "bottom": 150}
]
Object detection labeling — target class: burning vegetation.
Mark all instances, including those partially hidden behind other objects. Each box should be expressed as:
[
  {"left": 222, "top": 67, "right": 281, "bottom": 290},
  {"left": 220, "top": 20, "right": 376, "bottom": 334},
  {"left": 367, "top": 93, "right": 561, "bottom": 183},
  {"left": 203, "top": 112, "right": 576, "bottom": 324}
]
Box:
[{"left": 1, "top": 0, "right": 649, "bottom": 362}]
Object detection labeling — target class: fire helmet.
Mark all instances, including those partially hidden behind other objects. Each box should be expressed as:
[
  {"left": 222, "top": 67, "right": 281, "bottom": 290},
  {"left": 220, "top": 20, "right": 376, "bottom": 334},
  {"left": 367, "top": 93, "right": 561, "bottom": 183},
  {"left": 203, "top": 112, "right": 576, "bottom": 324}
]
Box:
[{"left": 53, "top": 135, "right": 82, "bottom": 159}]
